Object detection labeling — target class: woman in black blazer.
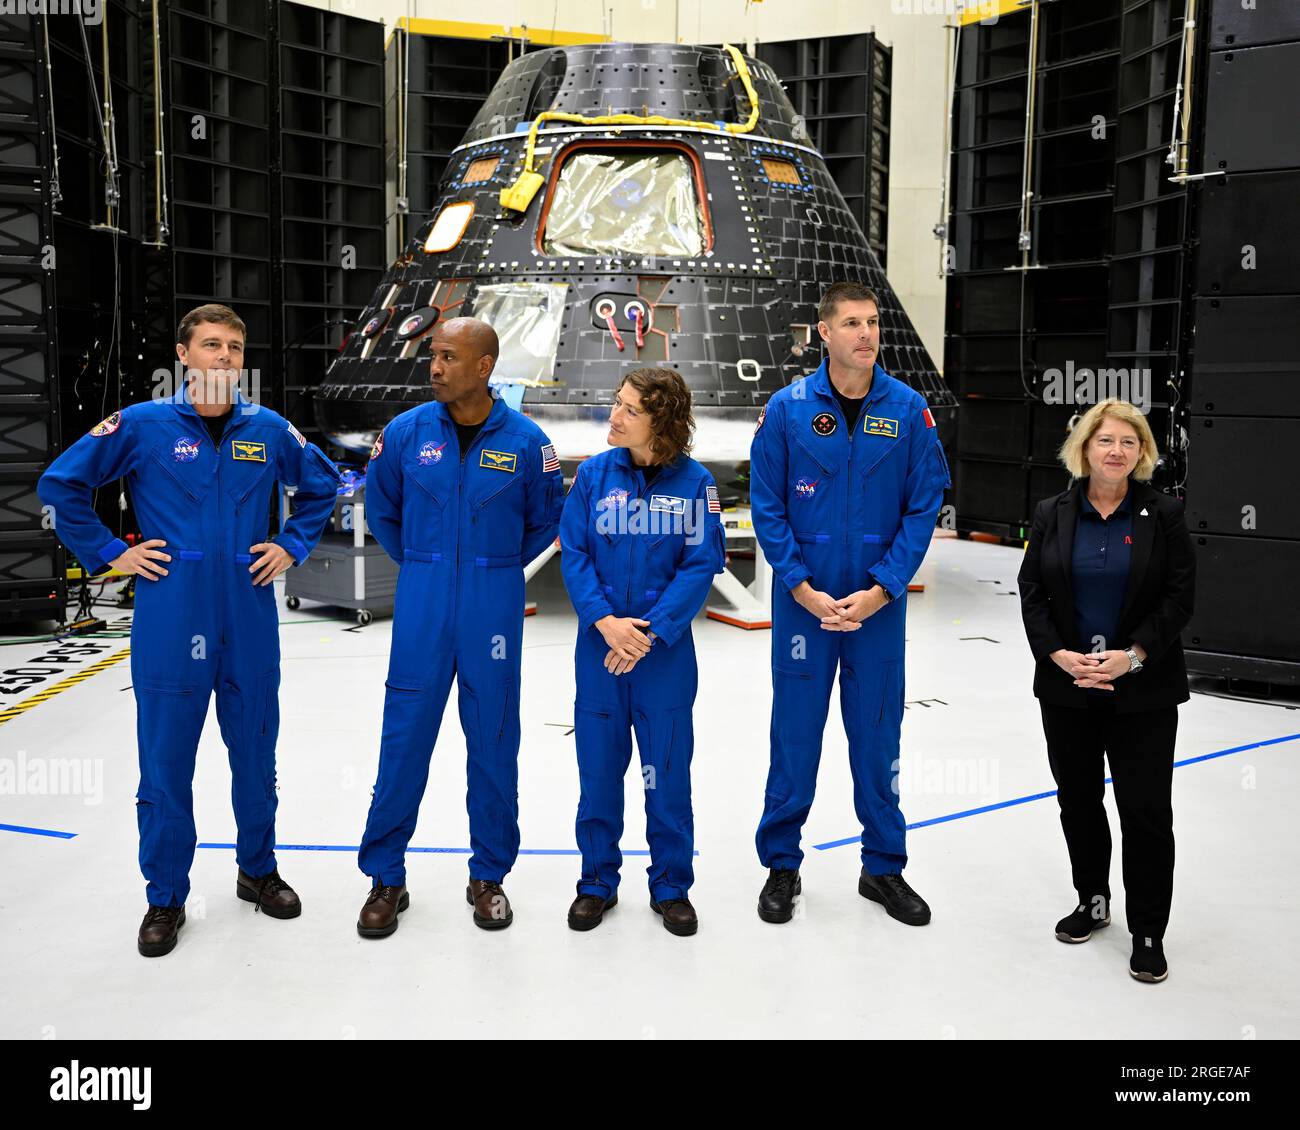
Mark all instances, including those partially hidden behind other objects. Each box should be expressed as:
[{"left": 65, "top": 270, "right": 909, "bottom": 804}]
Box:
[{"left": 1018, "top": 398, "right": 1195, "bottom": 984}]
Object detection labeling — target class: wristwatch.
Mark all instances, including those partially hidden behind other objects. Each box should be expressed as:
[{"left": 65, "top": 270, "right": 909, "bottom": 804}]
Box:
[
  {"left": 1124, "top": 647, "right": 1143, "bottom": 673},
  {"left": 871, "top": 575, "right": 894, "bottom": 602}
]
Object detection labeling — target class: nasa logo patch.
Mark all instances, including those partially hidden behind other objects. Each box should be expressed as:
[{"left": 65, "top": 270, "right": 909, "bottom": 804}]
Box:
[
  {"left": 90, "top": 411, "right": 121, "bottom": 437},
  {"left": 794, "top": 477, "right": 819, "bottom": 498},
  {"left": 172, "top": 436, "right": 201, "bottom": 463},
  {"left": 811, "top": 411, "right": 837, "bottom": 437},
  {"left": 417, "top": 440, "right": 445, "bottom": 466},
  {"left": 598, "top": 487, "right": 629, "bottom": 511}
]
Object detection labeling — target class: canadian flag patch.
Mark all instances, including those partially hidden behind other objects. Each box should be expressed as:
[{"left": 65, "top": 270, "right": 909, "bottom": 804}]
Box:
[{"left": 922, "top": 406, "right": 936, "bottom": 429}]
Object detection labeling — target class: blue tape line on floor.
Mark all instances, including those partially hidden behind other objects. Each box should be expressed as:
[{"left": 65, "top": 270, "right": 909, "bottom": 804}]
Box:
[
  {"left": 813, "top": 731, "right": 1300, "bottom": 851},
  {"left": 0, "top": 822, "right": 77, "bottom": 839}
]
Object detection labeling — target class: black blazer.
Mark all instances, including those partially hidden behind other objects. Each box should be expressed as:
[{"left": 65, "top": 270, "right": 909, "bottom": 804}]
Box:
[{"left": 1018, "top": 478, "right": 1196, "bottom": 713}]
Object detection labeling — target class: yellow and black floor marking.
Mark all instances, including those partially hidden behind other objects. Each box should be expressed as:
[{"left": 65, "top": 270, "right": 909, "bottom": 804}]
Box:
[{"left": 0, "top": 647, "right": 132, "bottom": 727}]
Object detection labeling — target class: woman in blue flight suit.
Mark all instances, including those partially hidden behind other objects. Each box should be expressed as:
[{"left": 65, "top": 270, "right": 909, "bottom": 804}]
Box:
[{"left": 560, "top": 368, "right": 726, "bottom": 936}]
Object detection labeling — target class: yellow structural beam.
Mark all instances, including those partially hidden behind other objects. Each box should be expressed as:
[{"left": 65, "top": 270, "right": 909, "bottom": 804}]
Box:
[
  {"left": 395, "top": 16, "right": 609, "bottom": 46},
  {"left": 958, "top": 0, "right": 1032, "bottom": 27}
]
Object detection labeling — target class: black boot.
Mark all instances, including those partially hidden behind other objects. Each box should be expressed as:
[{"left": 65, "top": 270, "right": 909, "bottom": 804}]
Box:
[
  {"left": 1055, "top": 896, "right": 1111, "bottom": 943},
  {"left": 757, "top": 868, "right": 801, "bottom": 924},
  {"left": 138, "top": 904, "right": 186, "bottom": 958},
  {"left": 858, "top": 868, "right": 931, "bottom": 926}
]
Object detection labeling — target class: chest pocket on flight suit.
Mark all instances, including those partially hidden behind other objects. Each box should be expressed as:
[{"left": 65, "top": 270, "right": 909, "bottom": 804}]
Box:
[
  {"left": 470, "top": 456, "right": 524, "bottom": 566},
  {"left": 144, "top": 445, "right": 213, "bottom": 570},
  {"left": 790, "top": 434, "right": 839, "bottom": 545},
  {"left": 401, "top": 454, "right": 448, "bottom": 559}
]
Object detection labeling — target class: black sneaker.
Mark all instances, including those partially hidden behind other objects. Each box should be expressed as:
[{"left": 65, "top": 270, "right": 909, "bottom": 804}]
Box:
[
  {"left": 858, "top": 869, "right": 931, "bottom": 926},
  {"left": 1055, "top": 897, "right": 1111, "bottom": 943},
  {"left": 1129, "top": 935, "right": 1169, "bottom": 983},
  {"left": 757, "top": 868, "right": 801, "bottom": 924},
  {"left": 137, "top": 904, "right": 186, "bottom": 958}
]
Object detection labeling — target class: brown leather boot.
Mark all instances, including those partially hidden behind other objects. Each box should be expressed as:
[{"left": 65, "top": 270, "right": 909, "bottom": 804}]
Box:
[
  {"left": 357, "top": 884, "right": 409, "bottom": 938},
  {"left": 236, "top": 868, "right": 302, "bottom": 919},
  {"left": 567, "top": 893, "right": 618, "bottom": 931},
  {"left": 651, "top": 898, "right": 698, "bottom": 937},
  {"left": 138, "top": 904, "right": 185, "bottom": 958},
  {"left": 466, "top": 879, "right": 513, "bottom": 930}
]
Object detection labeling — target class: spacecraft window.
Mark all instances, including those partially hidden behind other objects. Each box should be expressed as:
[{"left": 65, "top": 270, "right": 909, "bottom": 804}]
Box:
[
  {"left": 761, "top": 158, "right": 802, "bottom": 186},
  {"left": 471, "top": 281, "right": 568, "bottom": 386},
  {"left": 464, "top": 156, "right": 501, "bottom": 184},
  {"left": 424, "top": 201, "right": 475, "bottom": 253},
  {"left": 540, "top": 145, "right": 709, "bottom": 258}
]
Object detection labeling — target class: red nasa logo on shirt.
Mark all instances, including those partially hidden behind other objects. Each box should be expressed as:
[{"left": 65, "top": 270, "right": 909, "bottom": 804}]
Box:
[{"left": 172, "top": 436, "right": 201, "bottom": 462}]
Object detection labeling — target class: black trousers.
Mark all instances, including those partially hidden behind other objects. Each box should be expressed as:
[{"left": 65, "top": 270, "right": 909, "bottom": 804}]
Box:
[{"left": 1039, "top": 697, "right": 1177, "bottom": 939}]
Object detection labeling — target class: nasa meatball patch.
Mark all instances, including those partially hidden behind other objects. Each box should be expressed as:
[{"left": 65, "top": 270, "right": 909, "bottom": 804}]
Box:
[
  {"left": 811, "top": 411, "right": 837, "bottom": 437},
  {"left": 90, "top": 411, "right": 121, "bottom": 437},
  {"left": 172, "top": 436, "right": 201, "bottom": 462},
  {"left": 417, "top": 439, "right": 445, "bottom": 466}
]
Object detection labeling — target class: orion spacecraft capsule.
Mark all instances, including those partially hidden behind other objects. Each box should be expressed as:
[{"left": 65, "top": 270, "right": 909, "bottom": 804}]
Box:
[{"left": 315, "top": 41, "right": 954, "bottom": 463}]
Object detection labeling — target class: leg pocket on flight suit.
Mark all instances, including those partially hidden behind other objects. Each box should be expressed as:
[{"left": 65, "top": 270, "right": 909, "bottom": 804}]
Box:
[
  {"left": 218, "top": 673, "right": 279, "bottom": 810},
  {"left": 766, "top": 665, "right": 816, "bottom": 807},
  {"left": 574, "top": 702, "right": 621, "bottom": 779},
  {"left": 135, "top": 683, "right": 202, "bottom": 775},
  {"left": 639, "top": 705, "right": 692, "bottom": 812},
  {"left": 134, "top": 783, "right": 168, "bottom": 884}
]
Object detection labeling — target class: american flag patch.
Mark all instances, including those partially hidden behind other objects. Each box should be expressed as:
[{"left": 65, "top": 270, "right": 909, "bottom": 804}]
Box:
[
  {"left": 922, "top": 407, "right": 936, "bottom": 429},
  {"left": 540, "top": 443, "right": 560, "bottom": 473},
  {"left": 706, "top": 484, "right": 720, "bottom": 513}
]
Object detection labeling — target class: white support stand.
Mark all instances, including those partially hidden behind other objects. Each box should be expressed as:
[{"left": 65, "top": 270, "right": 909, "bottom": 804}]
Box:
[
  {"left": 523, "top": 538, "right": 560, "bottom": 617},
  {"left": 706, "top": 506, "right": 772, "bottom": 629}
]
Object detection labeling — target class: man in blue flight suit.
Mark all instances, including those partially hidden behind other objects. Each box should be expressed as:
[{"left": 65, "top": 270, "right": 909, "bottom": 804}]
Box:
[
  {"left": 355, "top": 317, "right": 564, "bottom": 937},
  {"left": 749, "top": 282, "right": 951, "bottom": 927},
  {"left": 38, "top": 304, "right": 340, "bottom": 957}
]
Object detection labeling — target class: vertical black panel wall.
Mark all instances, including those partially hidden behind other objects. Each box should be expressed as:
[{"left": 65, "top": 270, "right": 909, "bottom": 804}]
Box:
[
  {"left": 166, "top": 0, "right": 385, "bottom": 437},
  {"left": 166, "top": 0, "right": 274, "bottom": 378},
  {"left": 946, "top": 3, "right": 1128, "bottom": 538},
  {"left": 277, "top": 1, "right": 385, "bottom": 443},
  {"left": 1180, "top": 0, "right": 1300, "bottom": 683},
  {"left": 0, "top": 12, "right": 63, "bottom": 620},
  {"left": 754, "top": 34, "right": 891, "bottom": 266}
]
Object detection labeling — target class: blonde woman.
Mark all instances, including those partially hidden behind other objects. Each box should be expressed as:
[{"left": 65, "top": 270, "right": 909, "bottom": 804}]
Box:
[{"left": 1018, "top": 399, "right": 1195, "bottom": 983}]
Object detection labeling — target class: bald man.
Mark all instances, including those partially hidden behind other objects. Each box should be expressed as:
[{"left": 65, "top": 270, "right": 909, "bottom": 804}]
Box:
[{"left": 355, "top": 318, "right": 564, "bottom": 936}]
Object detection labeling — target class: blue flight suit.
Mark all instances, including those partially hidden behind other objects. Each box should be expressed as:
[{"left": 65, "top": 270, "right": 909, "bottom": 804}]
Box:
[
  {"left": 559, "top": 449, "right": 726, "bottom": 902},
  {"left": 358, "top": 396, "right": 563, "bottom": 886},
  {"left": 37, "top": 384, "right": 340, "bottom": 906},
  {"left": 749, "top": 359, "right": 951, "bottom": 873}
]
